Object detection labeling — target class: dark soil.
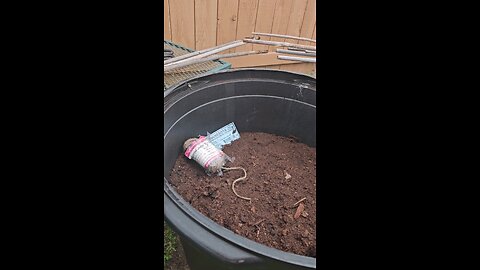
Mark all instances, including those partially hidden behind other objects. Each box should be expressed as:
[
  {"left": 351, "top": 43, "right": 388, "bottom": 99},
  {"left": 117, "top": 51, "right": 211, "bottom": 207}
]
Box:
[{"left": 168, "top": 132, "right": 316, "bottom": 257}]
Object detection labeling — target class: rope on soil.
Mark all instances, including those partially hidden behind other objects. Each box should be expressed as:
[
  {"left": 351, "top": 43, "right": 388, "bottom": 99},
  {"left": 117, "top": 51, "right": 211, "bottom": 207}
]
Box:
[{"left": 222, "top": 167, "right": 251, "bottom": 201}]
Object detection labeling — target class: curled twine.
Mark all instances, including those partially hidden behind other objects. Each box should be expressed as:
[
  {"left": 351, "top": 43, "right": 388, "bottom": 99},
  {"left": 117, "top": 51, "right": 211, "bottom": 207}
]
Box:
[{"left": 222, "top": 167, "right": 251, "bottom": 201}]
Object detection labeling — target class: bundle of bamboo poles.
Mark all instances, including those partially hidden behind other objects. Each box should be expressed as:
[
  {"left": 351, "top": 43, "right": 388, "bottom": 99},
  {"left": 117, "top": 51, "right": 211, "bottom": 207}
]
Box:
[
  {"left": 164, "top": 40, "right": 267, "bottom": 73},
  {"left": 163, "top": 33, "right": 316, "bottom": 72},
  {"left": 248, "top": 32, "right": 317, "bottom": 63}
]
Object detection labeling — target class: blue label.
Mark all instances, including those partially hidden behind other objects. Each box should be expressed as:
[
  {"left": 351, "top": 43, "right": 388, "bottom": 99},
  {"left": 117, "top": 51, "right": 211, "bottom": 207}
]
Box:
[{"left": 208, "top": 123, "right": 241, "bottom": 149}]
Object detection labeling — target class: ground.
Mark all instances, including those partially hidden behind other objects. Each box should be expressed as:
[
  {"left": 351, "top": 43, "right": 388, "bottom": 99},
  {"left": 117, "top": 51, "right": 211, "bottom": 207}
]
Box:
[{"left": 164, "top": 222, "right": 190, "bottom": 270}]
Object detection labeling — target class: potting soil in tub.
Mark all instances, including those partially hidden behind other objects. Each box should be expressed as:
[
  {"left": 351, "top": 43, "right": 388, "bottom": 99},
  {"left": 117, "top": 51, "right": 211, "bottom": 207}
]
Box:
[{"left": 168, "top": 132, "right": 317, "bottom": 257}]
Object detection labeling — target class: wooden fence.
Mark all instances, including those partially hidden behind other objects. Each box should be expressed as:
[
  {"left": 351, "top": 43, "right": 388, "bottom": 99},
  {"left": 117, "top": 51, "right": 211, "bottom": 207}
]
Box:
[{"left": 164, "top": 0, "right": 316, "bottom": 75}]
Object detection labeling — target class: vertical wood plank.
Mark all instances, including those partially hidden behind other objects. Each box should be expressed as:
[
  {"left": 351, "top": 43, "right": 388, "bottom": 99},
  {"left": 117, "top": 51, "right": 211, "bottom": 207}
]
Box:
[
  {"left": 163, "top": 0, "right": 316, "bottom": 74},
  {"left": 169, "top": 0, "right": 195, "bottom": 49},
  {"left": 195, "top": 0, "right": 218, "bottom": 50},
  {"left": 283, "top": 0, "right": 308, "bottom": 44},
  {"left": 268, "top": 0, "right": 294, "bottom": 51},
  {"left": 164, "top": 0, "right": 171, "bottom": 40},
  {"left": 280, "top": 63, "right": 315, "bottom": 74},
  {"left": 312, "top": 23, "right": 316, "bottom": 40},
  {"left": 252, "top": 0, "right": 277, "bottom": 51},
  {"left": 298, "top": 0, "right": 316, "bottom": 45},
  {"left": 217, "top": 0, "right": 240, "bottom": 52},
  {"left": 309, "top": 23, "right": 316, "bottom": 50},
  {"left": 235, "top": 0, "right": 259, "bottom": 52}
]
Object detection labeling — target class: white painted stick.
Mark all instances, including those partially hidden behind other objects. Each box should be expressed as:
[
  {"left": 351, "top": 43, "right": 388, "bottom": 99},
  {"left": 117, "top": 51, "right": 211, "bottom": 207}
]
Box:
[
  {"left": 243, "top": 39, "right": 316, "bottom": 51},
  {"left": 164, "top": 41, "right": 245, "bottom": 68},
  {"left": 277, "top": 49, "right": 316, "bottom": 57},
  {"left": 164, "top": 40, "right": 243, "bottom": 65},
  {"left": 278, "top": 55, "right": 316, "bottom": 63},
  {"left": 164, "top": 50, "right": 266, "bottom": 72},
  {"left": 286, "top": 48, "right": 317, "bottom": 54},
  {"left": 252, "top": 32, "right": 316, "bottom": 43}
]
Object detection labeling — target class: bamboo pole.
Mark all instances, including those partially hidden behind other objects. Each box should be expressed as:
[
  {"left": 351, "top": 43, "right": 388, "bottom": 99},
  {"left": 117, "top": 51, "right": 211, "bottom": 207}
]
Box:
[
  {"left": 286, "top": 47, "right": 317, "bottom": 54},
  {"left": 164, "top": 41, "right": 245, "bottom": 68},
  {"left": 277, "top": 49, "right": 316, "bottom": 57},
  {"left": 252, "top": 32, "right": 316, "bottom": 43},
  {"left": 164, "top": 40, "right": 243, "bottom": 65},
  {"left": 243, "top": 39, "right": 316, "bottom": 51},
  {"left": 278, "top": 55, "right": 316, "bottom": 63},
  {"left": 164, "top": 50, "right": 267, "bottom": 72}
]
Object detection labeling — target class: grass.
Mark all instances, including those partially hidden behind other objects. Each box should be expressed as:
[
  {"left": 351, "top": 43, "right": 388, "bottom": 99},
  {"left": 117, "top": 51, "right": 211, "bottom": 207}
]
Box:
[{"left": 164, "top": 222, "right": 177, "bottom": 266}]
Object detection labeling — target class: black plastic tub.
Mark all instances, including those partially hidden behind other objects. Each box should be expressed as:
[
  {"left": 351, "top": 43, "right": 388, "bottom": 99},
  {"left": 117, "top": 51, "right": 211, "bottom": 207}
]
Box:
[{"left": 164, "top": 69, "right": 316, "bottom": 270}]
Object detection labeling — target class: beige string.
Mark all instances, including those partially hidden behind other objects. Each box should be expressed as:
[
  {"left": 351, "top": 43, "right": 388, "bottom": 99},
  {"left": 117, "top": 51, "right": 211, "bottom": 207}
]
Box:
[{"left": 222, "top": 167, "right": 251, "bottom": 201}]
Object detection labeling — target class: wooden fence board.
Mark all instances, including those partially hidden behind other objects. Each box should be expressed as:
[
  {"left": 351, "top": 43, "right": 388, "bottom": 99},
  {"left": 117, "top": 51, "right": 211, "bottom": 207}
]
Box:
[
  {"left": 169, "top": 0, "right": 195, "bottom": 49},
  {"left": 195, "top": 0, "right": 218, "bottom": 50},
  {"left": 299, "top": 0, "right": 316, "bottom": 45},
  {"left": 283, "top": 0, "right": 308, "bottom": 44},
  {"left": 164, "top": 0, "right": 171, "bottom": 40},
  {"left": 164, "top": 0, "right": 316, "bottom": 73},
  {"left": 235, "top": 0, "right": 259, "bottom": 52},
  {"left": 252, "top": 0, "right": 277, "bottom": 51}
]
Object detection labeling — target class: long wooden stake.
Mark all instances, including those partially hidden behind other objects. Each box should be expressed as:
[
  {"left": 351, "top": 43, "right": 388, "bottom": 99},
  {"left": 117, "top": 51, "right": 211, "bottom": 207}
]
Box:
[
  {"left": 243, "top": 39, "right": 316, "bottom": 51},
  {"left": 286, "top": 47, "right": 317, "bottom": 54},
  {"left": 277, "top": 49, "right": 316, "bottom": 57},
  {"left": 278, "top": 55, "right": 316, "bottom": 63},
  {"left": 252, "top": 32, "right": 316, "bottom": 43},
  {"left": 164, "top": 41, "right": 245, "bottom": 68},
  {"left": 164, "top": 50, "right": 267, "bottom": 72},
  {"left": 164, "top": 40, "right": 243, "bottom": 65}
]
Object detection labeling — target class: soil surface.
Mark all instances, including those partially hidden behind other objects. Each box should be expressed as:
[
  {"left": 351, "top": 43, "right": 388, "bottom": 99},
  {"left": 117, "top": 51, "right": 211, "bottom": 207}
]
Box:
[{"left": 168, "top": 132, "right": 316, "bottom": 257}]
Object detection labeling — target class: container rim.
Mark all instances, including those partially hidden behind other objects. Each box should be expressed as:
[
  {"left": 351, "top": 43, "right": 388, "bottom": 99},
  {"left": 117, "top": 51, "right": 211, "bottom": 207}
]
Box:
[
  {"left": 164, "top": 68, "right": 316, "bottom": 99},
  {"left": 164, "top": 69, "right": 317, "bottom": 268}
]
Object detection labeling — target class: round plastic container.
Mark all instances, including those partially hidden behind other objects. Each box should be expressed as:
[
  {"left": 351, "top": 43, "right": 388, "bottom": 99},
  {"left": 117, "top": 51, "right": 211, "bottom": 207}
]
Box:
[{"left": 164, "top": 69, "right": 316, "bottom": 270}]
